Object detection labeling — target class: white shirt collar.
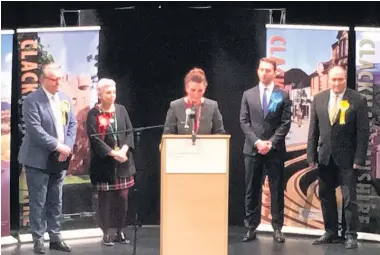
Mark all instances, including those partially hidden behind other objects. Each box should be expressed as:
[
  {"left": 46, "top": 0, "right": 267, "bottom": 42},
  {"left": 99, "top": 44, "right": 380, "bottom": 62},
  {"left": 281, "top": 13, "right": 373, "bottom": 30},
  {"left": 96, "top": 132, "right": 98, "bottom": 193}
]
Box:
[
  {"left": 259, "top": 82, "right": 275, "bottom": 91},
  {"left": 42, "top": 86, "right": 58, "bottom": 99},
  {"left": 330, "top": 88, "right": 346, "bottom": 98}
]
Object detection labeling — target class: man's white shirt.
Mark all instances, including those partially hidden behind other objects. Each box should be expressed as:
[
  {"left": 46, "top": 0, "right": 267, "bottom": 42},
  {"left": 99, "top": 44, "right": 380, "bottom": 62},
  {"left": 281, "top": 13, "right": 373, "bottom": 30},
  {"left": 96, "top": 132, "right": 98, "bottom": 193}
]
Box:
[
  {"left": 42, "top": 87, "right": 65, "bottom": 143},
  {"left": 255, "top": 82, "right": 275, "bottom": 146},
  {"left": 259, "top": 82, "right": 275, "bottom": 109},
  {"left": 329, "top": 88, "right": 346, "bottom": 112}
]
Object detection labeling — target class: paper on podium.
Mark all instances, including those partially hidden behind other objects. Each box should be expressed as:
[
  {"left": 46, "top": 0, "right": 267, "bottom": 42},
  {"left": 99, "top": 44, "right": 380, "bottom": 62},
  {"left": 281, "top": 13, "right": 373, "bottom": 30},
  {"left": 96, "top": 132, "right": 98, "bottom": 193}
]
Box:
[{"left": 165, "top": 138, "right": 227, "bottom": 174}]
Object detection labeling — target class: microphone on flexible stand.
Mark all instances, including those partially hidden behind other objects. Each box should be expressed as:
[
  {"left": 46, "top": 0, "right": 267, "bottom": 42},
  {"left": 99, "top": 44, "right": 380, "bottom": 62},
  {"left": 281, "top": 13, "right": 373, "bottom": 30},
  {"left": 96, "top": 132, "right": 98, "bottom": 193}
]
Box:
[
  {"left": 190, "top": 105, "right": 197, "bottom": 145},
  {"left": 184, "top": 108, "right": 191, "bottom": 129}
]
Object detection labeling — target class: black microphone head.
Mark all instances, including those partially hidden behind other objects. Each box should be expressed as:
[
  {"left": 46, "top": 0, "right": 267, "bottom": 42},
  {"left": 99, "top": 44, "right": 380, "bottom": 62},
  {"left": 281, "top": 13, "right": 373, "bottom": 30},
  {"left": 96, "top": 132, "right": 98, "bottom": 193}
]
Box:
[
  {"left": 189, "top": 111, "right": 196, "bottom": 118},
  {"left": 189, "top": 105, "right": 197, "bottom": 118}
]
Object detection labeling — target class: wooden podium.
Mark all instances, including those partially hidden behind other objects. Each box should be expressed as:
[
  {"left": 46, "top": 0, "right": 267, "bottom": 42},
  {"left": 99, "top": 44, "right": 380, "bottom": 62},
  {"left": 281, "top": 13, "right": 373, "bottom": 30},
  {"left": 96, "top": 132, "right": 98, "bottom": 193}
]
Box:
[{"left": 160, "top": 134, "right": 230, "bottom": 255}]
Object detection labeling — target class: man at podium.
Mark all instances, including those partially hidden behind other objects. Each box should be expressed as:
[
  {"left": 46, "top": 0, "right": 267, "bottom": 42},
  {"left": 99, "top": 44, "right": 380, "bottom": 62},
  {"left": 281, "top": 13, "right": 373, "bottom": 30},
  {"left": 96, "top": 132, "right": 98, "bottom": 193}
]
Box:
[
  {"left": 163, "top": 67, "right": 225, "bottom": 134},
  {"left": 239, "top": 58, "right": 291, "bottom": 243}
]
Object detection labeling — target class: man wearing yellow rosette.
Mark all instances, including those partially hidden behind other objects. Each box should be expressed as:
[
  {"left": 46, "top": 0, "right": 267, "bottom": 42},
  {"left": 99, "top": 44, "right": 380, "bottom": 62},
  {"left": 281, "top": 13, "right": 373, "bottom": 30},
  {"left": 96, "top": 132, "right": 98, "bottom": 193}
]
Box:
[
  {"left": 307, "top": 66, "right": 370, "bottom": 249},
  {"left": 18, "top": 63, "right": 77, "bottom": 254}
]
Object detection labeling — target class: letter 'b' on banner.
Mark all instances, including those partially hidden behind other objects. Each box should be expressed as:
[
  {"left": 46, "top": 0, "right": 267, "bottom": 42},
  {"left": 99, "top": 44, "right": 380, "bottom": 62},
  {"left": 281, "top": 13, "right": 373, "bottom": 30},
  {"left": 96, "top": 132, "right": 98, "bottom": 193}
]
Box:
[{"left": 16, "top": 26, "right": 101, "bottom": 231}]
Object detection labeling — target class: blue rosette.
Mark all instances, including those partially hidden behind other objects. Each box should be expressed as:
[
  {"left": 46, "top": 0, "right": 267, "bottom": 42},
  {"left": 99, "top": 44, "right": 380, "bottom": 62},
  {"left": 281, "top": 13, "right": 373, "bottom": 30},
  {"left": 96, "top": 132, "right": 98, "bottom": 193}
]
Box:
[{"left": 268, "top": 92, "right": 282, "bottom": 112}]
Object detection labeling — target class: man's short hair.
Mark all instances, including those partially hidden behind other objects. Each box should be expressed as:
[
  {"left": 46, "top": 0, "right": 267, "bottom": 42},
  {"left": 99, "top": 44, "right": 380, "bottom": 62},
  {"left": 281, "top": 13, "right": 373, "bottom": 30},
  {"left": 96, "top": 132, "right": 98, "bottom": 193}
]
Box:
[
  {"left": 97, "top": 78, "right": 116, "bottom": 94},
  {"left": 40, "top": 63, "right": 61, "bottom": 77},
  {"left": 259, "top": 58, "right": 277, "bottom": 71}
]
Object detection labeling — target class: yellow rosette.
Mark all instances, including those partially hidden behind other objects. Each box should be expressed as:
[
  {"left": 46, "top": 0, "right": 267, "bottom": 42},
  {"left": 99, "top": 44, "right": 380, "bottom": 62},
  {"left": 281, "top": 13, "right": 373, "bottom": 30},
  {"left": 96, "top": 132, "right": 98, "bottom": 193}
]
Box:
[
  {"left": 60, "top": 100, "right": 70, "bottom": 125},
  {"left": 339, "top": 100, "right": 350, "bottom": 125}
]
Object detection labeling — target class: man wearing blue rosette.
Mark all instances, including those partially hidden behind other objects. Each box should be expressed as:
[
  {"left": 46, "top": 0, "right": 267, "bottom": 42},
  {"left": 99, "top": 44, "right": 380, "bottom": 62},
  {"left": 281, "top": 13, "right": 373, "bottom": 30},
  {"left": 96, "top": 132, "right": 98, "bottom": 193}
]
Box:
[
  {"left": 19, "top": 63, "right": 77, "bottom": 254},
  {"left": 240, "top": 58, "right": 291, "bottom": 243},
  {"left": 307, "top": 66, "right": 369, "bottom": 249}
]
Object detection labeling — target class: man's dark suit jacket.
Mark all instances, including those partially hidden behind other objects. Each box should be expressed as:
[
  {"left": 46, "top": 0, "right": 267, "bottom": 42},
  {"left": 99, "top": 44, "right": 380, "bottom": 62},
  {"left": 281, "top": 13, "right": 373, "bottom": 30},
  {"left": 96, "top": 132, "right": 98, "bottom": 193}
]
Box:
[
  {"left": 307, "top": 88, "right": 370, "bottom": 169},
  {"left": 240, "top": 85, "right": 292, "bottom": 156}
]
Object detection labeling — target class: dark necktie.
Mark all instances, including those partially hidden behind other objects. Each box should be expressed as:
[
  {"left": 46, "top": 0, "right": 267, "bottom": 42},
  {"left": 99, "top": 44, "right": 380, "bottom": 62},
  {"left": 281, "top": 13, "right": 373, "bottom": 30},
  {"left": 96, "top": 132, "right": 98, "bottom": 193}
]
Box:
[{"left": 262, "top": 88, "right": 268, "bottom": 116}]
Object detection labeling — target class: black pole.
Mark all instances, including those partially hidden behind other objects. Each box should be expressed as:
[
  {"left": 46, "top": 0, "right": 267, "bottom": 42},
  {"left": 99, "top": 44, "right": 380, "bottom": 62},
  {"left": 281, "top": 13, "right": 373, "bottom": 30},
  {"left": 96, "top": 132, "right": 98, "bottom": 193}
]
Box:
[
  {"left": 130, "top": 126, "right": 164, "bottom": 255},
  {"left": 132, "top": 131, "right": 142, "bottom": 255}
]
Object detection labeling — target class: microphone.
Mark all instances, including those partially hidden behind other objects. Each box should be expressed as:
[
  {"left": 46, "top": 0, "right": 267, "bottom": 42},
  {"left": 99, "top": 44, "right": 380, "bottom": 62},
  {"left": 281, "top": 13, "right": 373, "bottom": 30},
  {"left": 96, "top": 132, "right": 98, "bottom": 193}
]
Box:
[
  {"left": 184, "top": 108, "right": 191, "bottom": 129},
  {"left": 189, "top": 105, "right": 197, "bottom": 119},
  {"left": 190, "top": 105, "right": 197, "bottom": 145}
]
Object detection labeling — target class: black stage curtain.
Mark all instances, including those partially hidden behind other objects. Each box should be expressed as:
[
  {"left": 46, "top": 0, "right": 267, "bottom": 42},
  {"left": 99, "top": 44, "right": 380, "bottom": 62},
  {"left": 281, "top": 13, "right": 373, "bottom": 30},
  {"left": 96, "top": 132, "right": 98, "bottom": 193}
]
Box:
[{"left": 96, "top": 8, "right": 269, "bottom": 225}]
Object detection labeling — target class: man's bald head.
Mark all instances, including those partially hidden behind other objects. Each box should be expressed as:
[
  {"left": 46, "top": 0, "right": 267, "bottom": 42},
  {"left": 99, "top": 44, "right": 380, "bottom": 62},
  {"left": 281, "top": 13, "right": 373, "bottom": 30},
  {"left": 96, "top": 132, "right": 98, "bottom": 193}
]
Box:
[
  {"left": 328, "top": 65, "right": 347, "bottom": 94},
  {"left": 329, "top": 65, "right": 347, "bottom": 77}
]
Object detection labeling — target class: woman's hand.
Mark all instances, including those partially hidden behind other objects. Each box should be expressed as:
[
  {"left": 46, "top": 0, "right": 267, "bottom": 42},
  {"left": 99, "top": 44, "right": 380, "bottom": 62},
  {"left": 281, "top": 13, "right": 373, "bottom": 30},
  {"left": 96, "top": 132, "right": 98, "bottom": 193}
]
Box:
[
  {"left": 110, "top": 149, "right": 128, "bottom": 163},
  {"left": 114, "top": 154, "right": 128, "bottom": 163},
  {"left": 121, "top": 145, "right": 129, "bottom": 154}
]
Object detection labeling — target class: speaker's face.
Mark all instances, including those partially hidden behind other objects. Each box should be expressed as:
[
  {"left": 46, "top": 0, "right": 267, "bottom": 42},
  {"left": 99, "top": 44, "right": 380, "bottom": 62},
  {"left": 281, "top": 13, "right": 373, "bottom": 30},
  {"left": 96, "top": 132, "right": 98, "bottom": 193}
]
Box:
[{"left": 186, "top": 81, "right": 206, "bottom": 104}]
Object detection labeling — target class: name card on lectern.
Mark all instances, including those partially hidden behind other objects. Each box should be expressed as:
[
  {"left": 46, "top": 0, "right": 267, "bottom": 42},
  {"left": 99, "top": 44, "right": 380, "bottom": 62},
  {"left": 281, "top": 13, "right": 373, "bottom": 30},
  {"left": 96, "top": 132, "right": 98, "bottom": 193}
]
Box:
[{"left": 165, "top": 138, "right": 227, "bottom": 174}]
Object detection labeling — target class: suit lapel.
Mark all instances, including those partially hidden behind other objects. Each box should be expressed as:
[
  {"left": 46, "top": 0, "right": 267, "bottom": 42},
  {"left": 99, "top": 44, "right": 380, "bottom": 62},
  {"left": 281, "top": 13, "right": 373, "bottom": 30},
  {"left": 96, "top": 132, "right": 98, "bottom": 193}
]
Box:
[
  {"left": 252, "top": 86, "right": 264, "bottom": 119},
  {"left": 39, "top": 88, "right": 58, "bottom": 133},
  {"left": 114, "top": 104, "right": 120, "bottom": 142},
  {"left": 321, "top": 90, "right": 332, "bottom": 126},
  {"left": 58, "top": 92, "right": 68, "bottom": 136},
  {"left": 265, "top": 86, "right": 278, "bottom": 120}
]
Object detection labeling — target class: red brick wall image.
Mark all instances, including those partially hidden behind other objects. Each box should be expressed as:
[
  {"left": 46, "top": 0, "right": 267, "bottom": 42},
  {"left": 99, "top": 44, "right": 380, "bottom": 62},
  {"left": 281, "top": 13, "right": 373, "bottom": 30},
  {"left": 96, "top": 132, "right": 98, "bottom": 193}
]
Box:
[{"left": 60, "top": 73, "right": 92, "bottom": 175}]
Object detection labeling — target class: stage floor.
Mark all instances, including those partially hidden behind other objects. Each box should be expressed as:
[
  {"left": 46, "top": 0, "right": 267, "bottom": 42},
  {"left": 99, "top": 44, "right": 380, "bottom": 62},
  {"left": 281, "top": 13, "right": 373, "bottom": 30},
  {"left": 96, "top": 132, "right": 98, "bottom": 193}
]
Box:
[{"left": 2, "top": 227, "right": 380, "bottom": 255}]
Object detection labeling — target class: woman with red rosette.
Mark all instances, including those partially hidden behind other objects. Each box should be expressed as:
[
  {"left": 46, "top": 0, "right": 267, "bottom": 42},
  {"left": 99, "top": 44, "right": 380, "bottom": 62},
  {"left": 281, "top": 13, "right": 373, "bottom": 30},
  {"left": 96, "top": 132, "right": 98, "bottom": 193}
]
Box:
[
  {"left": 163, "top": 67, "right": 226, "bottom": 135},
  {"left": 86, "top": 78, "right": 135, "bottom": 246}
]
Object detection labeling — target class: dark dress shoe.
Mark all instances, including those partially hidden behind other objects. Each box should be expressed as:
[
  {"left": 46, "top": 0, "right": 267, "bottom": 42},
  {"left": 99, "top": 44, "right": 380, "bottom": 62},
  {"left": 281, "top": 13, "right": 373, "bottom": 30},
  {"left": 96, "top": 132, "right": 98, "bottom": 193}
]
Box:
[
  {"left": 345, "top": 236, "right": 358, "bottom": 249},
  {"left": 273, "top": 229, "right": 285, "bottom": 243},
  {"left": 33, "top": 240, "right": 46, "bottom": 254},
  {"left": 49, "top": 241, "right": 72, "bottom": 252},
  {"left": 242, "top": 230, "right": 257, "bottom": 242},
  {"left": 312, "top": 232, "right": 341, "bottom": 245},
  {"left": 115, "top": 232, "right": 130, "bottom": 244}
]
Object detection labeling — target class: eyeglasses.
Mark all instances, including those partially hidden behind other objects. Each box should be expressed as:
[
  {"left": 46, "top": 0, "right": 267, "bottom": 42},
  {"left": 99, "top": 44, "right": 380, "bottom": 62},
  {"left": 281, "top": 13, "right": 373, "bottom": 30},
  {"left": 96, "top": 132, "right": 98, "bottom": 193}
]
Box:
[{"left": 44, "top": 76, "right": 63, "bottom": 82}]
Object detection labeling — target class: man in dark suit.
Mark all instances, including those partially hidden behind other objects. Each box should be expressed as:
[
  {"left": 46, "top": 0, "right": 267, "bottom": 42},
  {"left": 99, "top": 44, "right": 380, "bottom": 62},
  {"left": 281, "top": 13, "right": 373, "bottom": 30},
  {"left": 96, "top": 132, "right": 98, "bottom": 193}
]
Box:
[
  {"left": 240, "top": 58, "right": 291, "bottom": 243},
  {"left": 18, "top": 63, "right": 77, "bottom": 254},
  {"left": 307, "top": 66, "right": 369, "bottom": 249}
]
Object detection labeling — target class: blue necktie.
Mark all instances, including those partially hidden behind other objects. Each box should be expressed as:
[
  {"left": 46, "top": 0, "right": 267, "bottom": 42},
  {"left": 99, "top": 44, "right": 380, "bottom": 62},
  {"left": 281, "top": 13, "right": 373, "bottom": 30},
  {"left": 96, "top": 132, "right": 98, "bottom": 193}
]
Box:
[{"left": 262, "top": 88, "right": 268, "bottom": 116}]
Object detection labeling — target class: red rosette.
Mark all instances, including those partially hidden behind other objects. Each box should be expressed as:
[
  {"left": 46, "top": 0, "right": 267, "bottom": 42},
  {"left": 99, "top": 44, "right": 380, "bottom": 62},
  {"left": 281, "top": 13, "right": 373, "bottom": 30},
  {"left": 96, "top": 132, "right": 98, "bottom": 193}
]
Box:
[{"left": 97, "top": 114, "right": 111, "bottom": 139}]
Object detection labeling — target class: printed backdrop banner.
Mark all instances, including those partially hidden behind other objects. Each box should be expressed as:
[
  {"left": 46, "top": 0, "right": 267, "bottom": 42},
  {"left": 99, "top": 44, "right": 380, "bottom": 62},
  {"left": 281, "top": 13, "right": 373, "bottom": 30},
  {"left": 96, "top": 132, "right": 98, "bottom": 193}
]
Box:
[
  {"left": 265, "top": 24, "right": 357, "bottom": 232},
  {"left": 1, "top": 30, "right": 14, "bottom": 237},
  {"left": 355, "top": 27, "right": 380, "bottom": 234},
  {"left": 17, "top": 27, "right": 100, "bottom": 232}
]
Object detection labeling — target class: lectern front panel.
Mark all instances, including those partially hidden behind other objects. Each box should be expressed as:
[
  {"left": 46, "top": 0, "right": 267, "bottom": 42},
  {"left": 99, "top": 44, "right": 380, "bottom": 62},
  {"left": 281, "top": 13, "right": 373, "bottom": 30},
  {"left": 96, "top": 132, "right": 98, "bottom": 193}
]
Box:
[
  {"left": 160, "top": 135, "right": 230, "bottom": 255},
  {"left": 161, "top": 174, "right": 228, "bottom": 255}
]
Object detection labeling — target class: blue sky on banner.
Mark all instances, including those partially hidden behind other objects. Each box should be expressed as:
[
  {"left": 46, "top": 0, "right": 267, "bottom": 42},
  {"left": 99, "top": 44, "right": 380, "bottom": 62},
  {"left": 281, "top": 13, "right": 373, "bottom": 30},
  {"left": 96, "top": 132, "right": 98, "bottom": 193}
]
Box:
[
  {"left": 266, "top": 28, "right": 339, "bottom": 75},
  {"left": 38, "top": 31, "right": 99, "bottom": 106},
  {"left": 1, "top": 34, "right": 13, "bottom": 103}
]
